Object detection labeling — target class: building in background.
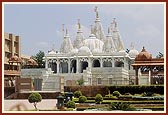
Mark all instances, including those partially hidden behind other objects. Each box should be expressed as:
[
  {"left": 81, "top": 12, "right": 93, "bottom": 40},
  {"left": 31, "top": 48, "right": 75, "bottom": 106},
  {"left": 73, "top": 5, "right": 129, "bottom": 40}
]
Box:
[{"left": 4, "top": 32, "right": 22, "bottom": 87}]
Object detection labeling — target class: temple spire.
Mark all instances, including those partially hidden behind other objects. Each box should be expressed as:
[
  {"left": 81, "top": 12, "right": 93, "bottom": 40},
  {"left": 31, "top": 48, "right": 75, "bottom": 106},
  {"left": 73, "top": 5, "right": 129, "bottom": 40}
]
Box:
[
  {"left": 108, "top": 27, "right": 110, "bottom": 34},
  {"left": 94, "top": 6, "right": 99, "bottom": 19},
  {"left": 62, "top": 24, "right": 65, "bottom": 38},
  {"left": 78, "top": 19, "right": 81, "bottom": 29}
]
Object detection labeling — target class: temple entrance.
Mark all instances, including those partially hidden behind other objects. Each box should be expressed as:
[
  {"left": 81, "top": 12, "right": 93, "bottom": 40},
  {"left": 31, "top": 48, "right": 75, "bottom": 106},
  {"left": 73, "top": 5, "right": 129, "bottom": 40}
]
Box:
[
  {"left": 103, "top": 61, "right": 112, "bottom": 67},
  {"left": 60, "top": 62, "right": 68, "bottom": 73},
  {"left": 115, "top": 61, "right": 124, "bottom": 67},
  {"left": 92, "top": 59, "right": 100, "bottom": 67},
  {"left": 70, "top": 60, "right": 76, "bottom": 73},
  {"left": 81, "top": 61, "right": 88, "bottom": 73}
]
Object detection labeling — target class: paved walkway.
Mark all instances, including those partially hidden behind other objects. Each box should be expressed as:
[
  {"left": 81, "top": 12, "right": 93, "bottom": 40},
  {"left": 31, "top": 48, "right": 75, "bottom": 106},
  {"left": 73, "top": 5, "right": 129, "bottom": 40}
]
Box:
[{"left": 3, "top": 99, "right": 57, "bottom": 111}]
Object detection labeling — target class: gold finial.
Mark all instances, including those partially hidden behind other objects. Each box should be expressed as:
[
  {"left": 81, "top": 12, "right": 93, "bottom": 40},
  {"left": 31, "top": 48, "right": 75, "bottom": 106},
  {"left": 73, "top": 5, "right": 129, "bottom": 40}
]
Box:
[
  {"left": 78, "top": 19, "right": 81, "bottom": 29},
  {"left": 94, "top": 6, "right": 99, "bottom": 18}
]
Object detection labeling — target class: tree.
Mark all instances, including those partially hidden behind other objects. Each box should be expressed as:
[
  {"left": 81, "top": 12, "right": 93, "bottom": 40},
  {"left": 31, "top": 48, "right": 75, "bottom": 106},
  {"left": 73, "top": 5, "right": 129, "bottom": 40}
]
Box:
[
  {"left": 156, "top": 52, "right": 164, "bottom": 58},
  {"left": 77, "top": 78, "right": 84, "bottom": 86},
  {"left": 31, "top": 50, "right": 45, "bottom": 68},
  {"left": 28, "top": 92, "right": 42, "bottom": 110}
]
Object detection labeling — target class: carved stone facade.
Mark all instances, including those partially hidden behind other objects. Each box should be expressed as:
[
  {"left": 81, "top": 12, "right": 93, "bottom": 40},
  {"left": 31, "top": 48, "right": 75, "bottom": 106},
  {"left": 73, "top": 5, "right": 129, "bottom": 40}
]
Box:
[{"left": 42, "top": 7, "right": 139, "bottom": 90}]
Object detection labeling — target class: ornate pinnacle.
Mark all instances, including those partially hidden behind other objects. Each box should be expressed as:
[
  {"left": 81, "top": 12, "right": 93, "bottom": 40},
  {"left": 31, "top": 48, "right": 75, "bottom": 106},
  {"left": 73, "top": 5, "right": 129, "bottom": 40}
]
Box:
[
  {"left": 108, "top": 27, "right": 110, "bottom": 34},
  {"left": 78, "top": 19, "right": 81, "bottom": 29},
  {"left": 66, "top": 28, "right": 68, "bottom": 35},
  {"left": 94, "top": 6, "right": 99, "bottom": 18}
]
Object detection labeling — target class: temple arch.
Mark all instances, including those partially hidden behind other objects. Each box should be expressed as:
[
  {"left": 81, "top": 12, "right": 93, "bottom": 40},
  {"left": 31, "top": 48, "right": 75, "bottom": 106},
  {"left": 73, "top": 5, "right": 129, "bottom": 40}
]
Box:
[
  {"left": 92, "top": 59, "right": 100, "bottom": 67},
  {"left": 115, "top": 60, "right": 124, "bottom": 67},
  {"left": 60, "top": 62, "right": 68, "bottom": 73},
  {"left": 103, "top": 61, "right": 112, "bottom": 67},
  {"left": 80, "top": 61, "right": 88, "bottom": 73},
  {"left": 70, "top": 60, "right": 77, "bottom": 73}
]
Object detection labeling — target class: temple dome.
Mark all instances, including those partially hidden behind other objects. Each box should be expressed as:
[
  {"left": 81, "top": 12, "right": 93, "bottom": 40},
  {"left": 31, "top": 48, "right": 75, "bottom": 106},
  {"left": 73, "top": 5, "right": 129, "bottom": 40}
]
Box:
[
  {"left": 129, "top": 49, "right": 139, "bottom": 58},
  {"left": 119, "top": 50, "right": 127, "bottom": 55},
  {"left": 135, "top": 47, "right": 152, "bottom": 60},
  {"left": 8, "top": 55, "right": 22, "bottom": 63},
  {"left": 71, "top": 48, "right": 78, "bottom": 54},
  {"left": 83, "top": 35, "right": 104, "bottom": 53},
  {"left": 26, "top": 58, "right": 38, "bottom": 66},
  {"left": 48, "top": 50, "right": 56, "bottom": 55},
  {"left": 78, "top": 46, "right": 91, "bottom": 54}
]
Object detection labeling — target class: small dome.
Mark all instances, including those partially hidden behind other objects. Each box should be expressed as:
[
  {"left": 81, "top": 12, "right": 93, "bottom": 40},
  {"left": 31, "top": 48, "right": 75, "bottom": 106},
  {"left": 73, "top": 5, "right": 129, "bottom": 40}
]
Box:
[
  {"left": 71, "top": 48, "right": 78, "bottom": 54},
  {"left": 92, "top": 48, "right": 101, "bottom": 53},
  {"left": 135, "top": 47, "right": 152, "bottom": 60},
  {"left": 119, "top": 50, "right": 127, "bottom": 55},
  {"left": 78, "top": 46, "right": 91, "bottom": 54},
  {"left": 26, "top": 58, "right": 38, "bottom": 66},
  {"left": 129, "top": 49, "right": 139, "bottom": 58},
  {"left": 8, "top": 55, "right": 22, "bottom": 63},
  {"left": 48, "top": 50, "right": 56, "bottom": 55},
  {"left": 89, "top": 34, "right": 96, "bottom": 39}
]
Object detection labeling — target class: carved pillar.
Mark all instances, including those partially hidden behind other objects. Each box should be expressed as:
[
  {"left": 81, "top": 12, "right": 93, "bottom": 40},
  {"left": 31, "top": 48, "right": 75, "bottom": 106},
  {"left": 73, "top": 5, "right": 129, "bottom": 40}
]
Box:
[
  {"left": 68, "top": 59, "right": 71, "bottom": 73},
  {"left": 45, "top": 59, "right": 48, "bottom": 69},
  {"left": 112, "top": 58, "right": 115, "bottom": 67},
  {"left": 76, "top": 58, "right": 79, "bottom": 73},
  {"left": 57, "top": 60, "right": 59, "bottom": 73},
  {"left": 100, "top": 58, "right": 103, "bottom": 68}
]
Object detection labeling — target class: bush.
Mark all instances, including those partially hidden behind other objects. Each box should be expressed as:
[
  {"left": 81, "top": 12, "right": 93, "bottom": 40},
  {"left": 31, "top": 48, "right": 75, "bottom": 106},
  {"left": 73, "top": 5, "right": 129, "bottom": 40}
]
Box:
[
  {"left": 112, "top": 91, "right": 121, "bottom": 97},
  {"left": 142, "top": 92, "right": 154, "bottom": 97},
  {"left": 28, "top": 92, "right": 42, "bottom": 110},
  {"left": 79, "top": 96, "right": 87, "bottom": 103},
  {"left": 110, "top": 102, "right": 134, "bottom": 111},
  {"left": 95, "top": 94, "right": 103, "bottom": 104},
  {"left": 66, "top": 101, "right": 76, "bottom": 108},
  {"left": 74, "top": 91, "right": 82, "bottom": 98}
]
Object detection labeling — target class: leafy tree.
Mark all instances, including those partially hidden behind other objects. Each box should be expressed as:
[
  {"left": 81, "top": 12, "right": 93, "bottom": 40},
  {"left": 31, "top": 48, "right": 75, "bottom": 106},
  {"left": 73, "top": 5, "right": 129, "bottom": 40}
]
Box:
[
  {"left": 95, "top": 94, "right": 103, "bottom": 104},
  {"left": 156, "top": 52, "right": 164, "bottom": 58},
  {"left": 31, "top": 50, "right": 45, "bottom": 68},
  {"left": 28, "top": 92, "right": 42, "bottom": 110},
  {"left": 77, "top": 78, "right": 84, "bottom": 86}
]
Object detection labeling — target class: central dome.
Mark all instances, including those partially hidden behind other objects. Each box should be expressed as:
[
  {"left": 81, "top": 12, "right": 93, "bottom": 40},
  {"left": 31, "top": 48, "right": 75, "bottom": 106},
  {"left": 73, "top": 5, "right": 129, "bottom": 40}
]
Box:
[{"left": 83, "top": 35, "right": 104, "bottom": 53}]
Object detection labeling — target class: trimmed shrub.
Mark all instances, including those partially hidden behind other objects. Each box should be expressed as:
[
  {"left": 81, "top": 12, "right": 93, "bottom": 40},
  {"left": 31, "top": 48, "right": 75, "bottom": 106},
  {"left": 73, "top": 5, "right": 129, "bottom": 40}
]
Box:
[
  {"left": 95, "top": 94, "right": 103, "bottom": 104},
  {"left": 112, "top": 91, "right": 121, "bottom": 97},
  {"left": 110, "top": 102, "right": 135, "bottom": 111},
  {"left": 66, "top": 101, "right": 76, "bottom": 108},
  {"left": 74, "top": 91, "right": 82, "bottom": 98},
  {"left": 28, "top": 92, "right": 42, "bottom": 110},
  {"left": 79, "top": 96, "right": 87, "bottom": 103}
]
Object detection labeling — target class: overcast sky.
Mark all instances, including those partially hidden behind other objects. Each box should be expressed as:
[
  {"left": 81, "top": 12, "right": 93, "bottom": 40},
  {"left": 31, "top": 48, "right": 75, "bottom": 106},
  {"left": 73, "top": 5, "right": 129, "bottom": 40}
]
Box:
[{"left": 4, "top": 3, "right": 165, "bottom": 57}]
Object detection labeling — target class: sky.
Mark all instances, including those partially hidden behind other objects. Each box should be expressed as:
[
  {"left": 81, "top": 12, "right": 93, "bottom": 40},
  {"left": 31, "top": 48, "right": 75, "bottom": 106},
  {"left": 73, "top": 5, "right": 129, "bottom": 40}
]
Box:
[{"left": 3, "top": 3, "right": 165, "bottom": 57}]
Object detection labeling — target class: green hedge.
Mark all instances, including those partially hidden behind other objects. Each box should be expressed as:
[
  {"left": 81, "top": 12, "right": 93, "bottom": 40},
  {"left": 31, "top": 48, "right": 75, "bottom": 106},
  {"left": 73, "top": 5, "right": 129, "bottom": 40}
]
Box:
[{"left": 106, "top": 85, "right": 164, "bottom": 95}]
